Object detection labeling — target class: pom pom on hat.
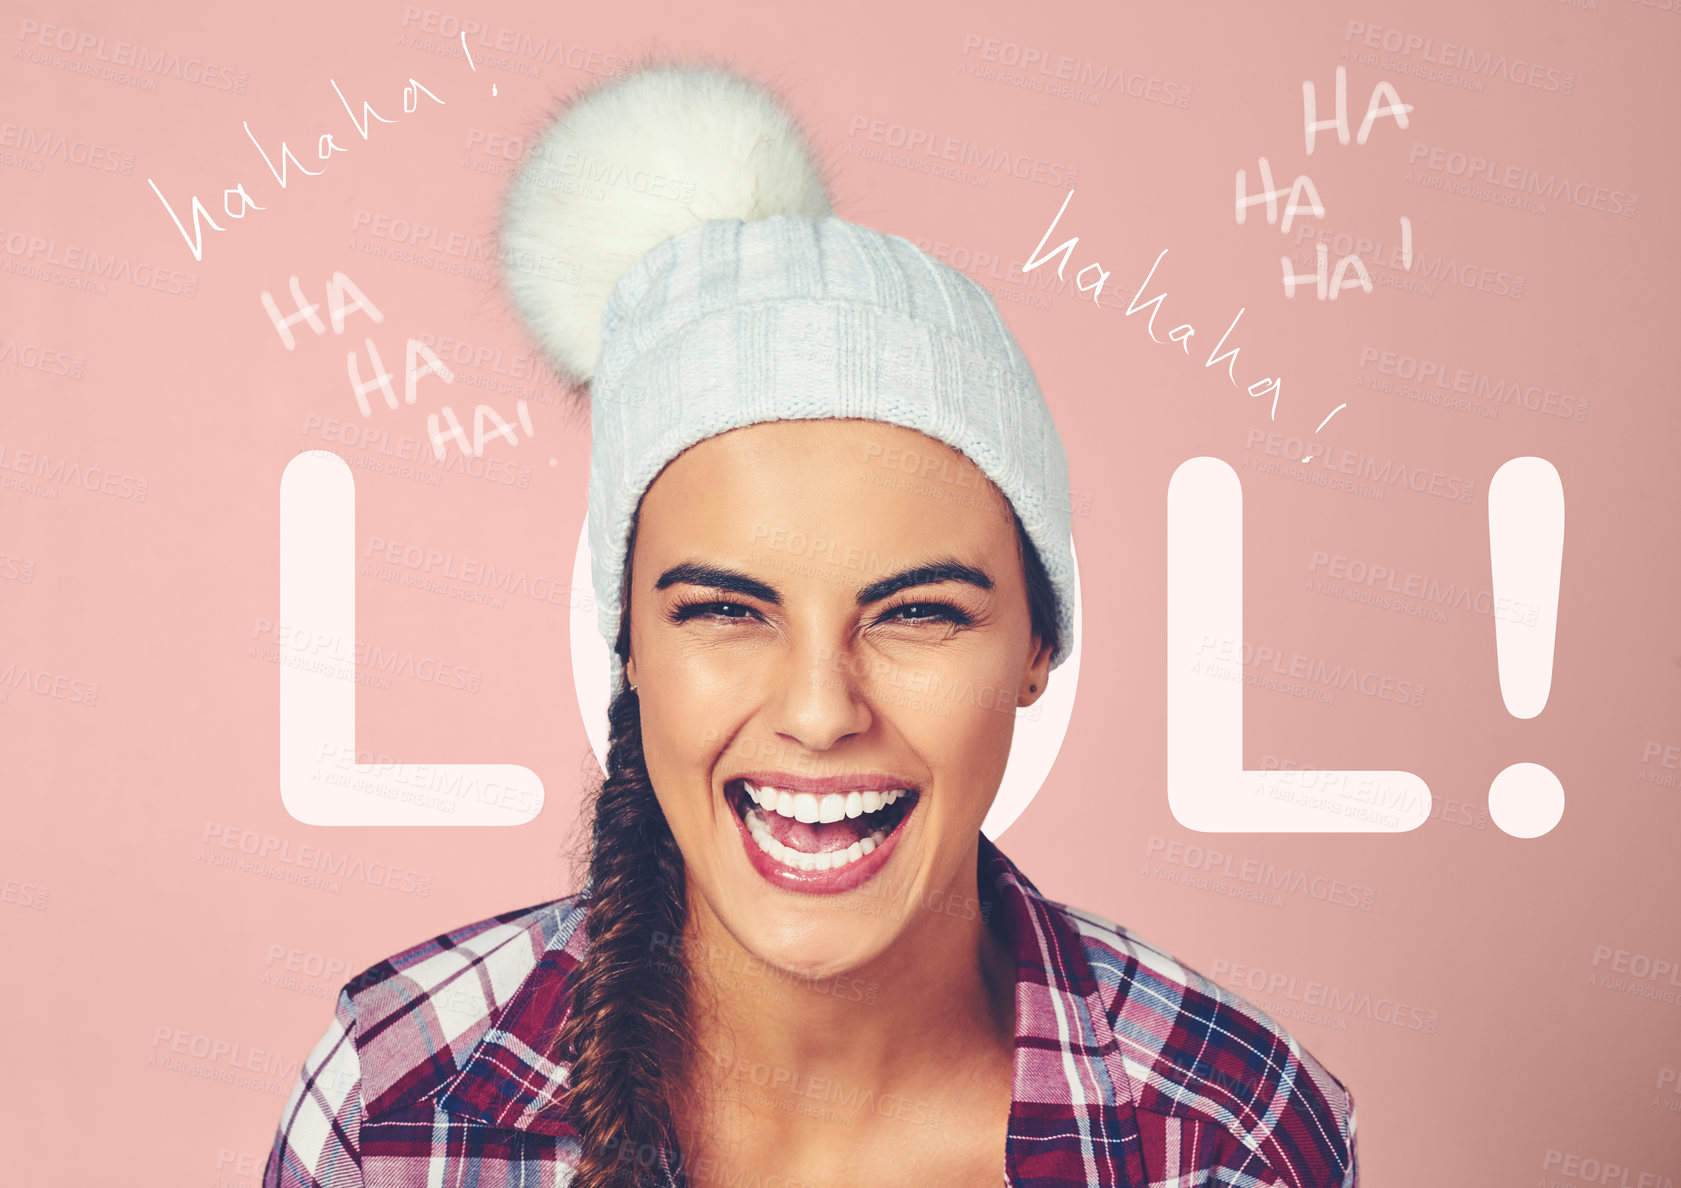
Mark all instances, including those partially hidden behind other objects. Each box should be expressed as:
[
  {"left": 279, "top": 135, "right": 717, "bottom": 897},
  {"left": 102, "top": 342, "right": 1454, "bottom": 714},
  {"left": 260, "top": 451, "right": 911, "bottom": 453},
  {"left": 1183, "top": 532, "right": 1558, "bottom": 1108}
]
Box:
[
  {"left": 497, "top": 56, "right": 1080, "bottom": 683},
  {"left": 499, "top": 59, "right": 835, "bottom": 389}
]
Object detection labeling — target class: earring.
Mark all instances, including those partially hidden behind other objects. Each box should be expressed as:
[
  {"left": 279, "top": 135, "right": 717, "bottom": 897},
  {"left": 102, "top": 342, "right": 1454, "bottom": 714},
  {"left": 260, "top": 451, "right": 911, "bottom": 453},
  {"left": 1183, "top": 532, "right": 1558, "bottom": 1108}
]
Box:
[{"left": 1029, "top": 684, "right": 1036, "bottom": 692}]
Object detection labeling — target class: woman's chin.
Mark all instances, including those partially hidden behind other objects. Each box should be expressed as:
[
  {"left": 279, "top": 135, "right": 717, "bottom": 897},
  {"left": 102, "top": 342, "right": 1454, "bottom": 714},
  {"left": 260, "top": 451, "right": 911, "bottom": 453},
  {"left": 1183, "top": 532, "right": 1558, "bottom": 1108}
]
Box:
[
  {"left": 709, "top": 847, "right": 928, "bottom": 984},
  {"left": 725, "top": 914, "right": 894, "bottom": 986}
]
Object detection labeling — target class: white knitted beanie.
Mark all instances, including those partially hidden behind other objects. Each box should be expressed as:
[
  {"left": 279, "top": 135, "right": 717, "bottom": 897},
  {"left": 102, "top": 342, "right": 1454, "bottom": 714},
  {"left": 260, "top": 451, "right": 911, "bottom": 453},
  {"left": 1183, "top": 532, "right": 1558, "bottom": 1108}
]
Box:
[{"left": 499, "top": 60, "right": 1074, "bottom": 696}]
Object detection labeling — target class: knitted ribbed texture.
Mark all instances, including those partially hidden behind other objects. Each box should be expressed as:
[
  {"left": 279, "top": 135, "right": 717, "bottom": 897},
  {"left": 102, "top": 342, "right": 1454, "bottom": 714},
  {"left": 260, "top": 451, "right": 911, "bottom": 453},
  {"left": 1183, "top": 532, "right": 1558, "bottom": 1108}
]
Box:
[{"left": 588, "top": 212, "right": 1074, "bottom": 694}]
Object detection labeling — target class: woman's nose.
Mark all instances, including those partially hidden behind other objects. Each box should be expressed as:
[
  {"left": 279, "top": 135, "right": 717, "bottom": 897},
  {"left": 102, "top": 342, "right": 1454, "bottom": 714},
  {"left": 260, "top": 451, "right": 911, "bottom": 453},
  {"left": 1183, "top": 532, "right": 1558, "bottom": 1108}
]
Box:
[{"left": 764, "top": 635, "right": 873, "bottom": 753}]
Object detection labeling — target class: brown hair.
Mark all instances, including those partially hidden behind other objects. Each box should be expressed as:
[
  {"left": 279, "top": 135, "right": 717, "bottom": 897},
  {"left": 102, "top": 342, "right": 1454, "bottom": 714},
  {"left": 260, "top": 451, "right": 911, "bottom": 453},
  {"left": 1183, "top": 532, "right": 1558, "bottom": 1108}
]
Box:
[{"left": 550, "top": 507, "right": 1060, "bottom": 1187}]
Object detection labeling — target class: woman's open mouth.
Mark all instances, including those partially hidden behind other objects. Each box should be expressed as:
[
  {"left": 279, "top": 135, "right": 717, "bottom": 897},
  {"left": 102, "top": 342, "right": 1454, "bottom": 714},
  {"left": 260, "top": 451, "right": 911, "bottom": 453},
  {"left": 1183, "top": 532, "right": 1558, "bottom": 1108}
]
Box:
[{"left": 725, "top": 776, "right": 921, "bottom": 895}]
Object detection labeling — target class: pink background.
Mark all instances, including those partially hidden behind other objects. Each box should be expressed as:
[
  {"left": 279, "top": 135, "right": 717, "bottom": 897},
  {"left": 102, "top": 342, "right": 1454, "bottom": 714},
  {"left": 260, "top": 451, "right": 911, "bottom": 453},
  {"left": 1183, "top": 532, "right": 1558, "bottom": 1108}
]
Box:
[{"left": 3, "top": 0, "right": 1679, "bottom": 1181}]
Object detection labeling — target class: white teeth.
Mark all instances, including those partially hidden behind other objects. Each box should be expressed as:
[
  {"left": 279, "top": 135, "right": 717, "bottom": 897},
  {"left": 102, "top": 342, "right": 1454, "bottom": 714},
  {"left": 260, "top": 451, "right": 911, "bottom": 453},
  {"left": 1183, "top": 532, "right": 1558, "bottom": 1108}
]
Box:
[
  {"left": 744, "top": 807, "right": 889, "bottom": 873},
  {"left": 742, "top": 781, "right": 915, "bottom": 822}
]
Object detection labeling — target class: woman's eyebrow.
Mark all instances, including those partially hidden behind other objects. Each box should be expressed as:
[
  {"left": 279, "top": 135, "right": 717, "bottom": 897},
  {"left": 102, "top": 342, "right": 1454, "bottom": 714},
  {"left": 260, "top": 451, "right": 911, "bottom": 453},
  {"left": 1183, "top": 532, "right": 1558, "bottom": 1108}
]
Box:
[
  {"left": 856, "top": 560, "right": 993, "bottom": 605},
  {"left": 656, "top": 562, "right": 781, "bottom": 603},
  {"left": 653, "top": 558, "right": 994, "bottom": 607}
]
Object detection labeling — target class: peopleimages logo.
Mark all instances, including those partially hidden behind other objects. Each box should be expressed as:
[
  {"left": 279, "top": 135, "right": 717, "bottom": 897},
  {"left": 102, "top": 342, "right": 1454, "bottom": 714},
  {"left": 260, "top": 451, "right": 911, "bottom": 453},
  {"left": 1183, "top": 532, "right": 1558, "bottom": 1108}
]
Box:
[
  {"left": 1245, "top": 428, "right": 1477, "bottom": 503},
  {"left": 1144, "top": 835, "right": 1379, "bottom": 910},
  {"left": 14, "top": 20, "right": 250, "bottom": 92},
  {"left": 957, "top": 33, "right": 1193, "bottom": 109},
  {"left": 1407, "top": 142, "right": 1638, "bottom": 217},
  {"left": 1210, "top": 959, "right": 1441, "bottom": 1033},
  {"left": 0, "top": 442, "right": 149, "bottom": 500},
  {"left": 0, "top": 122, "right": 135, "bottom": 173},
  {"left": 199, "top": 822, "right": 434, "bottom": 896},
  {"left": 1541, "top": 1149, "right": 1676, "bottom": 1188},
  {"left": 1342, "top": 21, "right": 1576, "bottom": 94},
  {"left": 846, "top": 115, "right": 1079, "bottom": 188},
  {"left": 1356, "top": 346, "right": 1590, "bottom": 423},
  {"left": 0, "top": 229, "right": 197, "bottom": 297}
]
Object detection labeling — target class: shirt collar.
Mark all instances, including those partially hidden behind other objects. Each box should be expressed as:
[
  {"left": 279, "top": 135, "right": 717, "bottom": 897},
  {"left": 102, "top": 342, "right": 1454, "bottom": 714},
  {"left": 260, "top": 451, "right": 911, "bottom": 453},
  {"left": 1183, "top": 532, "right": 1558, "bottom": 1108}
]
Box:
[
  {"left": 980, "top": 833, "right": 1146, "bottom": 1187},
  {"left": 432, "top": 834, "right": 1141, "bottom": 1185}
]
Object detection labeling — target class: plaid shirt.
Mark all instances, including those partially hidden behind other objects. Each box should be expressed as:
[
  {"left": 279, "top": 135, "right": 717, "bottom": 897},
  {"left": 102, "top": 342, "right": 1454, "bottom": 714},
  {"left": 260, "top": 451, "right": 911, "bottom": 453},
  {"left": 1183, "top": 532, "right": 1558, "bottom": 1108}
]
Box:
[{"left": 263, "top": 834, "right": 1358, "bottom": 1187}]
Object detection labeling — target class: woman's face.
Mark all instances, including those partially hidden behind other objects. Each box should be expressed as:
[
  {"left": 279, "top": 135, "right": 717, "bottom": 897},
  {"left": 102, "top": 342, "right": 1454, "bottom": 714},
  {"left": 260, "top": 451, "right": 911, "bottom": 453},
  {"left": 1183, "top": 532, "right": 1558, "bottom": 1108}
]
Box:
[{"left": 624, "top": 419, "right": 1052, "bottom": 979}]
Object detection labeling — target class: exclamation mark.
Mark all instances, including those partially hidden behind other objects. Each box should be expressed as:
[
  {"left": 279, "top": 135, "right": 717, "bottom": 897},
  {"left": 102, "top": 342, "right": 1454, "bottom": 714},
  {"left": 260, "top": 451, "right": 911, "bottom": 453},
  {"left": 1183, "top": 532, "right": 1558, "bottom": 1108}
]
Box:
[{"left": 1486, "top": 457, "right": 1566, "bottom": 838}]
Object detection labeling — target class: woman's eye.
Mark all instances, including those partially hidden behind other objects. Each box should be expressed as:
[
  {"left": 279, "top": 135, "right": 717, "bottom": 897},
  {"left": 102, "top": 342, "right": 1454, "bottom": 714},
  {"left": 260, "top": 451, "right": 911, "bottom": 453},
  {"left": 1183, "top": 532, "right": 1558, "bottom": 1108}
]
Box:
[
  {"left": 670, "top": 599, "right": 970, "bottom": 627},
  {"left": 880, "top": 602, "right": 971, "bottom": 626},
  {"left": 671, "top": 600, "right": 756, "bottom": 623}
]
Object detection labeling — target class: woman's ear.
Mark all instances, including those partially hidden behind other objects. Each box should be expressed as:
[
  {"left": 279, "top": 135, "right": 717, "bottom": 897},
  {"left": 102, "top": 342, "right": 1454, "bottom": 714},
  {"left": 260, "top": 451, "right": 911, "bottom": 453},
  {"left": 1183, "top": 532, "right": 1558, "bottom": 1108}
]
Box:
[
  {"left": 1018, "top": 636, "right": 1054, "bottom": 707},
  {"left": 625, "top": 655, "right": 638, "bottom": 688}
]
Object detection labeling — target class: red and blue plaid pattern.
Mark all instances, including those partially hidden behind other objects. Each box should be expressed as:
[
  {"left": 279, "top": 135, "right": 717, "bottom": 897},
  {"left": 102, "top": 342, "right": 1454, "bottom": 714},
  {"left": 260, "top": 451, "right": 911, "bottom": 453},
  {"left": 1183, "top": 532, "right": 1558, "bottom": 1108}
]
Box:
[{"left": 264, "top": 835, "right": 1357, "bottom": 1186}]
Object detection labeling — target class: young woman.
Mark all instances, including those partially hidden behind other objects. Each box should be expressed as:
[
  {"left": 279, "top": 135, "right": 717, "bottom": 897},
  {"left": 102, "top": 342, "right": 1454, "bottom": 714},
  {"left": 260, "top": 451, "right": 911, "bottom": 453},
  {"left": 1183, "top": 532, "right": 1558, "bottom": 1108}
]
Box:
[{"left": 263, "top": 60, "right": 1358, "bottom": 1188}]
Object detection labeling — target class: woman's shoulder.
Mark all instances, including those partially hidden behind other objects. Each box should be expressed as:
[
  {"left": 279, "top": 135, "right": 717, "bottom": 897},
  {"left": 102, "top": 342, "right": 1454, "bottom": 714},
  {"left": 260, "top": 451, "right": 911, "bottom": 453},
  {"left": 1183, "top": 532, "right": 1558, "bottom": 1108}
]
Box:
[
  {"left": 343, "top": 889, "right": 591, "bottom": 998},
  {"left": 1040, "top": 895, "right": 1359, "bottom": 1186},
  {"left": 334, "top": 889, "right": 593, "bottom": 1115}
]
